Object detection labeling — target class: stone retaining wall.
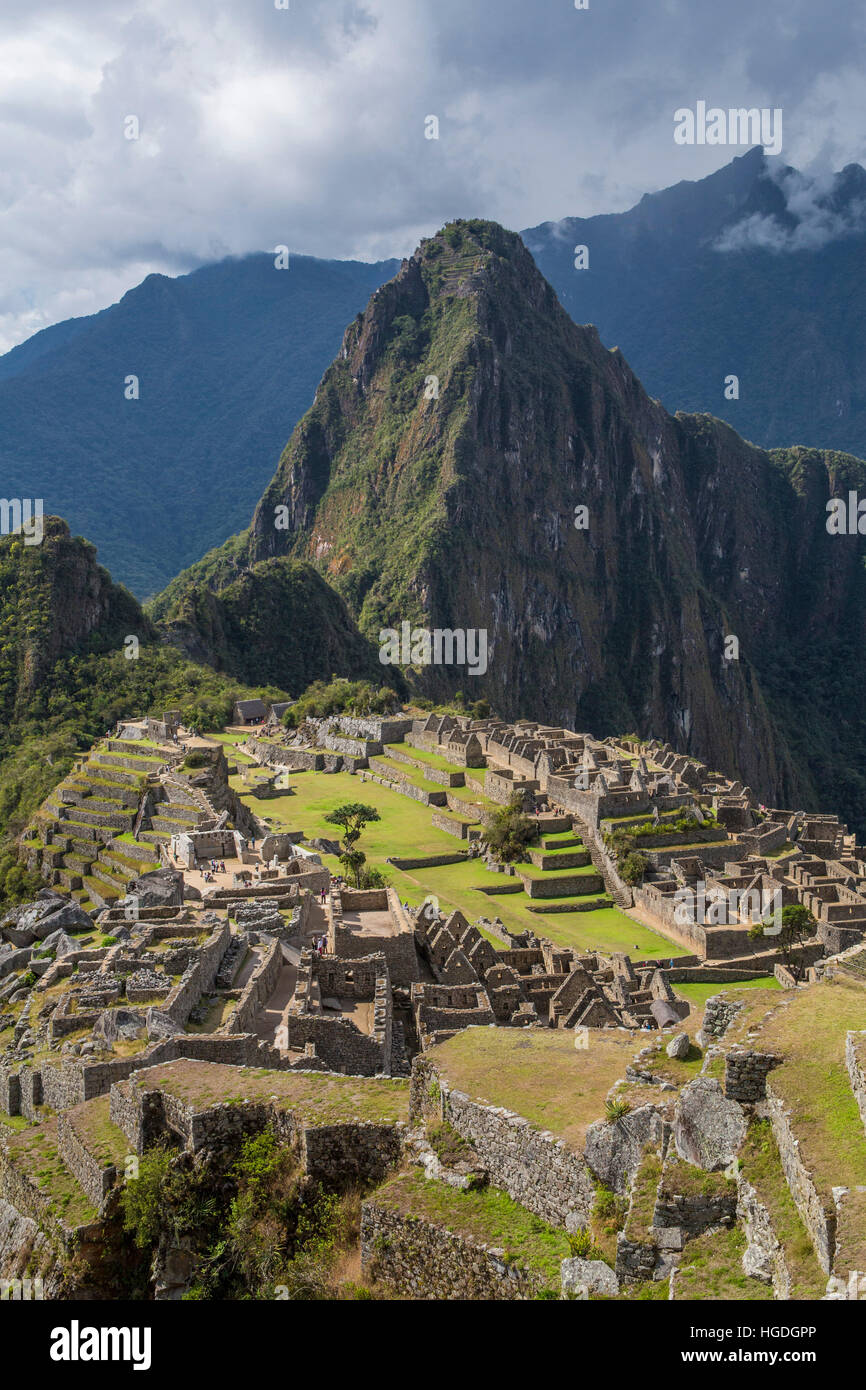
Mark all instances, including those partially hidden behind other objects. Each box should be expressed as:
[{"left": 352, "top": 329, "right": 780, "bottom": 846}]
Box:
[
  {"left": 696, "top": 995, "right": 746, "bottom": 1048},
  {"left": 725, "top": 1048, "right": 783, "bottom": 1103},
  {"left": 846, "top": 1031, "right": 866, "bottom": 1137},
  {"left": 411, "top": 1054, "right": 594, "bottom": 1230},
  {"left": 245, "top": 739, "right": 324, "bottom": 771},
  {"left": 111, "top": 1073, "right": 405, "bottom": 1183},
  {"left": 519, "top": 868, "right": 604, "bottom": 899},
  {"left": 431, "top": 812, "right": 474, "bottom": 839},
  {"left": 301, "top": 1122, "right": 403, "bottom": 1187},
  {"left": 737, "top": 1173, "right": 792, "bottom": 1297},
  {"left": 359, "top": 1200, "right": 548, "bottom": 1299},
  {"left": 759, "top": 1082, "right": 836, "bottom": 1274},
  {"left": 164, "top": 918, "right": 231, "bottom": 1025},
  {"left": 367, "top": 760, "right": 448, "bottom": 806},
  {"left": 56, "top": 1110, "right": 117, "bottom": 1211},
  {"left": 225, "top": 937, "right": 282, "bottom": 1034},
  {"left": 5, "top": 1034, "right": 269, "bottom": 1122},
  {"left": 385, "top": 746, "right": 464, "bottom": 786},
  {"left": 388, "top": 852, "right": 468, "bottom": 870}
]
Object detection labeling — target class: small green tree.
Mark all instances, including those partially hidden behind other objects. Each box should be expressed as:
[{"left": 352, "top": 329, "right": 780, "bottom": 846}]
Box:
[
  {"left": 749, "top": 902, "right": 817, "bottom": 979},
  {"left": 619, "top": 851, "right": 649, "bottom": 886},
  {"left": 323, "top": 803, "right": 381, "bottom": 887},
  {"left": 481, "top": 795, "right": 537, "bottom": 864}
]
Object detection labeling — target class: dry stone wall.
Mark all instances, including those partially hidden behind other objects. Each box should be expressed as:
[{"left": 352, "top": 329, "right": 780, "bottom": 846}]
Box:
[
  {"left": 411, "top": 1056, "right": 594, "bottom": 1229},
  {"left": 360, "top": 1201, "right": 549, "bottom": 1299},
  {"left": 846, "top": 1031, "right": 866, "bottom": 1136},
  {"left": 724, "top": 1048, "right": 783, "bottom": 1103},
  {"left": 759, "top": 1083, "right": 835, "bottom": 1274},
  {"left": 56, "top": 1110, "right": 117, "bottom": 1211}
]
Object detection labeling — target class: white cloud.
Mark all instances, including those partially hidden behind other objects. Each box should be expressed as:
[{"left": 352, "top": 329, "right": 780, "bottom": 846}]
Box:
[
  {"left": 715, "top": 162, "right": 866, "bottom": 252},
  {"left": 0, "top": 0, "right": 864, "bottom": 350}
]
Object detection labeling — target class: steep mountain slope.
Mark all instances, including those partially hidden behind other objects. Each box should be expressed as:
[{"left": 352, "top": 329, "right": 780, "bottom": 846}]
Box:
[
  {"left": 3, "top": 151, "right": 863, "bottom": 597},
  {"left": 151, "top": 219, "right": 866, "bottom": 830},
  {"left": 3, "top": 153, "right": 861, "bottom": 603},
  {"left": 0, "top": 253, "right": 398, "bottom": 596},
  {"left": 526, "top": 148, "right": 866, "bottom": 457}
]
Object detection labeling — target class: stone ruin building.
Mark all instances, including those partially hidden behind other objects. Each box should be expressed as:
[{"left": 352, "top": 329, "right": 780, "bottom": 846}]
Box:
[{"left": 3, "top": 707, "right": 866, "bottom": 1302}]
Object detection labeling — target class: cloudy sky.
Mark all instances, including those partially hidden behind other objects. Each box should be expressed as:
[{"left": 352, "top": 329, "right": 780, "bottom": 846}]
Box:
[{"left": 1, "top": 0, "right": 864, "bottom": 351}]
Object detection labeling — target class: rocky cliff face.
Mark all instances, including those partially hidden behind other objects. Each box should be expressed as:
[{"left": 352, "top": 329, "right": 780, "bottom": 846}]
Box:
[
  {"left": 151, "top": 220, "right": 866, "bottom": 828},
  {"left": 0, "top": 517, "right": 148, "bottom": 719}
]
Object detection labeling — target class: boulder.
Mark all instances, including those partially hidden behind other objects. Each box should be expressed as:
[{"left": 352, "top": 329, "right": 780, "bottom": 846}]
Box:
[
  {"left": 40, "top": 929, "right": 78, "bottom": 958},
  {"left": 32, "top": 900, "right": 95, "bottom": 939},
  {"left": 674, "top": 1077, "right": 747, "bottom": 1171},
  {"left": 0, "top": 947, "right": 33, "bottom": 980},
  {"left": 560, "top": 1258, "right": 619, "bottom": 1299},
  {"left": 584, "top": 1103, "right": 668, "bottom": 1196},
  {"left": 309, "top": 838, "right": 340, "bottom": 857},
  {"left": 125, "top": 869, "right": 185, "bottom": 909},
  {"left": 1, "top": 890, "right": 64, "bottom": 931},
  {"left": 93, "top": 1008, "right": 147, "bottom": 1045},
  {"left": 146, "top": 1008, "right": 178, "bottom": 1041},
  {"left": 666, "top": 1031, "right": 691, "bottom": 1060},
  {"left": 3, "top": 926, "right": 37, "bottom": 948}
]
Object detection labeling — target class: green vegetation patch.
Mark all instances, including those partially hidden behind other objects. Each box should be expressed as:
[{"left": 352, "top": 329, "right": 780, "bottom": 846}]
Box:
[
  {"left": 740, "top": 977, "right": 866, "bottom": 1197},
  {"left": 373, "top": 1168, "right": 569, "bottom": 1285},
  {"left": 672, "top": 1226, "right": 770, "bottom": 1301},
  {"left": 738, "top": 1119, "right": 826, "bottom": 1300},
  {"left": 623, "top": 1150, "right": 662, "bottom": 1244},
  {"left": 68, "top": 1095, "right": 131, "bottom": 1170},
  {"left": 5, "top": 1118, "right": 98, "bottom": 1228}
]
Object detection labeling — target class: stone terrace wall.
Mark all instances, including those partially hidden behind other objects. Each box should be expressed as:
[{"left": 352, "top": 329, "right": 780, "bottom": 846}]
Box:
[
  {"left": 164, "top": 918, "right": 231, "bottom": 1025},
  {"left": 846, "top": 1032, "right": 866, "bottom": 1136},
  {"left": 301, "top": 1123, "right": 403, "bottom": 1187},
  {"left": 360, "top": 1201, "right": 548, "bottom": 1299},
  {"left": 6, "top": 1035, "right": 268, "bottom": 1122},
  {"left": 696, "top": 995, "right": 746, "bottom": 1048},
  {"left": 725, "top": 1048, "right": 783, "bottom": 1103},
  {"left": 411, "top": 1055, "right": 594, "bottom": 1230},
  {"left": 56, "top": 1109, "right": 117, "bottom": 1211},
  {"left": 111, "top": 1074, "right": 405, "bottom": 1182},
  {"left": 0, "top": 1069, "right": 21, "bottom": 1116},
  {"left": 339, "top": 716, "right": 414, "bottom": 743},
  {"left": 225, "top": 937, "right": 282, "bottom": 1034},
  {"left": 285, "top": 1012, "right": 387, "bottom": 1076},
  {"left": 759, "top": 1082, "right": 836, "bottom": 1274},
  {"left": 388, "top": 853, "right": 468, "bottom": 871},
  {"left": 245, "top": 739, "right": 324, "bottom": 772}
]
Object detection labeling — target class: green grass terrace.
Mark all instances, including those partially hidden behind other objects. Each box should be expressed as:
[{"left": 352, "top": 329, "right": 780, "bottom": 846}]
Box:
[{"left": 233, "top": 766, "right": 689, "bottom": 959}]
